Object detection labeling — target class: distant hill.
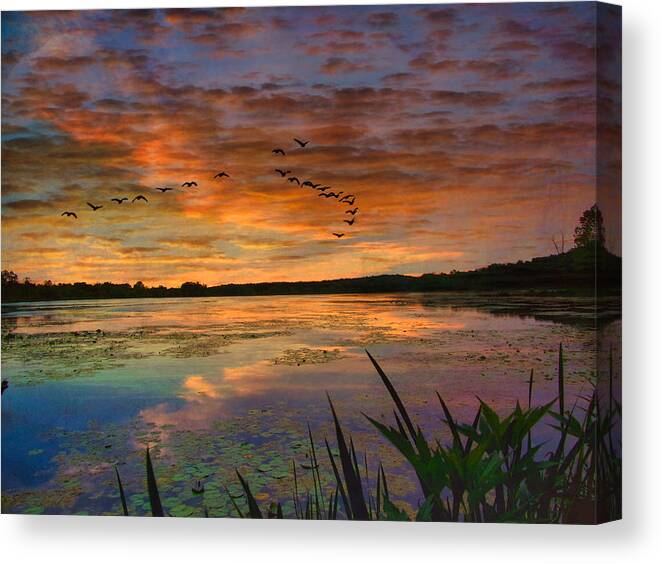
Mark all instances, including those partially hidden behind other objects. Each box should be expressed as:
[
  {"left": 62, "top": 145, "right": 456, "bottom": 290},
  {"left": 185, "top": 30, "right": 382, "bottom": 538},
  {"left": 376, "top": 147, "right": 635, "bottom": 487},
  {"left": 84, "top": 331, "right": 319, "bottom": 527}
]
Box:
[{"left": 1, "top": 246, "right": 621, "bottom": 303}]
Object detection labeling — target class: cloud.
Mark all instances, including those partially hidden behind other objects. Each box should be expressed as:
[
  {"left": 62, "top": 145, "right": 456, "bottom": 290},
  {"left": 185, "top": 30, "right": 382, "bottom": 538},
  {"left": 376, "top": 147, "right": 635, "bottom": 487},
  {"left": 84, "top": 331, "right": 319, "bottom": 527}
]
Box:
[
  {"left": 1, "top": 3, "right": 617, "bottom": 284},
  {"left": 320, "top": 57, "right": 375, "bottom": 75},
  {"left": 550, "top": 40, "right": 595, "bottom": 64},
  {"left": 409, "top": 54, "right": 523, "bottom": 79},
  {"left": 499, "top": 19, "right": 537, "bottom": 37},
  {"left": 493, "top": 40, "right": 539, "bottom": 53},
  {"left": 431, "top": 90, "right": 504, "bottom": 107},
  {"left": 523, "top": 76, "right": 593, "bottom": 93},
  {"left": 366, "top": 12, "right": 399, "bottom": 28},
  {"left": 417, "top": 7, "right": 458, "bottom": 24}
]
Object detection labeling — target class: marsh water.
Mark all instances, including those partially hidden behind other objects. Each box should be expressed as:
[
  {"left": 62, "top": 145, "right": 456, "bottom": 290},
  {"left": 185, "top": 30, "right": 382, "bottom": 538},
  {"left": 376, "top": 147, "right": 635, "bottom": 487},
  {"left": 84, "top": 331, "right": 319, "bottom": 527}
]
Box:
[{"left": 1, "top": 293, "right": 621, "bottom": 517}]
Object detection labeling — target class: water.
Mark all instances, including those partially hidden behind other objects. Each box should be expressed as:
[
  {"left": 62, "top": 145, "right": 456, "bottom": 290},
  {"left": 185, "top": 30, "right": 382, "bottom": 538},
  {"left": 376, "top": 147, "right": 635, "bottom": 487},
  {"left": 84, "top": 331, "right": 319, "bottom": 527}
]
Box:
[{"left": 1, "top": 293, "right": 620, "bottom": 516}]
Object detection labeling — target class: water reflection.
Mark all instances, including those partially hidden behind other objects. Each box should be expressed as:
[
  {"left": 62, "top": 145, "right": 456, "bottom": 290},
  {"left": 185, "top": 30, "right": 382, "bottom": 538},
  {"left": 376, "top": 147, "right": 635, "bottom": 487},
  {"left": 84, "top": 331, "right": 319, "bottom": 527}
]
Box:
[{"left": 1, "top": 293, "right": 621, "bottom": 514}]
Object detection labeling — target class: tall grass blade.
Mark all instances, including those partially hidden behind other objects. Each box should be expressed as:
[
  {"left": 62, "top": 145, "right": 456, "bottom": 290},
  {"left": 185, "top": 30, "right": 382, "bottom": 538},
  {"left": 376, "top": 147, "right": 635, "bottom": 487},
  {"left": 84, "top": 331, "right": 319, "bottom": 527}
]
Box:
[
  {"left": 292, "top": 459, "right": 301, "bottom": 519},
  {"left": 366, "top": 350, "right": 417, "bottom": 441},
  {"left": 145, "top": 447, "right": 164, "bottom": 517},
  {"left": 327, "top": 394, "right": 369, "bottom": 520},
  {"left": 324, "top": 437, "right": 352, "bottom": 519},
  {"left": 236, "top": 470, "right": 263, "bottom": 518},
  {"left": 307, "top": 424, "right": 325, "bottom": 516},
  {"left": 114, "top": 466, "right": 129, "bottom": 516},
  {"left": 223, "top": 482, "right": 245, "bottom": 518}
]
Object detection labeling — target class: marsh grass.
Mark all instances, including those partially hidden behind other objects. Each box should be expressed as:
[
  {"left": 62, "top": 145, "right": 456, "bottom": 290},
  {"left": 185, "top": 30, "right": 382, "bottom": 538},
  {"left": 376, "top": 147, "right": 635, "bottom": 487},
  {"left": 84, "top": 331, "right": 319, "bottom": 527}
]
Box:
[{"left": 117, "top": 345, "right": 621, "bottom": 523}]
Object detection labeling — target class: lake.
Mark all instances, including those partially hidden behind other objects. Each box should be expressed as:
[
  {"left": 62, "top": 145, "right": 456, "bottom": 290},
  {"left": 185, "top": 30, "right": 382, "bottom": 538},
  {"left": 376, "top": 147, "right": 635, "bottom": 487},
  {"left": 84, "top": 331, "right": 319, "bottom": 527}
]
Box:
[{"left": 1, "top": 293, "right": 621, "bottom": 517}]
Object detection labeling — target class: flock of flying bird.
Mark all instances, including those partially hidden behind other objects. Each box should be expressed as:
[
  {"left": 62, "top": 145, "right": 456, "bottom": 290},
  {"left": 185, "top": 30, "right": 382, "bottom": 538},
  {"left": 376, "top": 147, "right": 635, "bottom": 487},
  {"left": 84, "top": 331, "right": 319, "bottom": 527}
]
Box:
[
  {"left": 60, "top": 137, "right": 358, "bottom": 238},
  {"left": 271, "top": 138, "right": 358, "bottom": 238}
]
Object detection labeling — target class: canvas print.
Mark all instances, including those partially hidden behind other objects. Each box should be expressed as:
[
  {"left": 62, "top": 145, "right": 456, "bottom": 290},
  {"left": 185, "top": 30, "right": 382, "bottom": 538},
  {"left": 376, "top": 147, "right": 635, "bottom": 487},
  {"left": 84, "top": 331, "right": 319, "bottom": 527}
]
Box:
[{"left": 1, "top": 2, "right": 621, "bottom": 523}]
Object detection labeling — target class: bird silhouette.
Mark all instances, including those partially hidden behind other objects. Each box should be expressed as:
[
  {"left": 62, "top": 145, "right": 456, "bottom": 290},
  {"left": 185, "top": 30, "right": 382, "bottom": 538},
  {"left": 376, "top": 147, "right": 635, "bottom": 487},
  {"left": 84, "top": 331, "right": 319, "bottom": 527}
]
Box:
[
  {"left": 344, "top": 218, "right": 356, "bottom": 226},
  {"left": 87, "top": 202, "right": 103, "bottom": 211},
  {"left": 156, "top": 187, "right": 173, "bottom": 193},
  {"left": 343, "top": 197, "right": 356, "bottom": 206},
  {"left": 332, "top": 233, "right": 345, "bottom": 238},
  {"left": 316, "top": 186, "right": 330, "bottom": 191},
  {"left": 132, "top": 195, "right": 148, "bottom": 203},
  {"left": 339, "top": 194, "right": 355, "bottom": 202},
  {"left": 293, "top": 138, "right": 309, "bottom": 148},
  {"left": 288, "top": 177, "right": 300, "bottom": 185},
  {"left": 302, "top": 180, "right": 315, "bottom": 188},
  {"left": 346, "top": 208, "right": 359, "bottom": 215},
  {"left": 61, "top": 211, "right": 78, "bottom": 218},
  {"left": 319, "top": 193, "right": 333, "bottom": 198},
  {"left": 214, "top": 172, "right": 229, "bottom": 179},
  {"left": 182, "top": 181, "right": 198, "bottom": 187},
  {"left": 111, "top": 197, "right": 128, "bottom": 204},
  {"left": 272, "top": 148, "right": 286, "bottom": 156},
  {"left": 275, "top": 169, "right": 291, "bottom": 177}
]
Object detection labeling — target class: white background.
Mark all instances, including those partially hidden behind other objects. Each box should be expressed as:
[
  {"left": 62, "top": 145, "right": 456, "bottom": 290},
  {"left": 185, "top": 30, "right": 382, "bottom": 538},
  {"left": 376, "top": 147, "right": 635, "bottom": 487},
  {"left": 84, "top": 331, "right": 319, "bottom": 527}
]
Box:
[{"left": 0, "top": 0, "right": 658, "bottom": 562}]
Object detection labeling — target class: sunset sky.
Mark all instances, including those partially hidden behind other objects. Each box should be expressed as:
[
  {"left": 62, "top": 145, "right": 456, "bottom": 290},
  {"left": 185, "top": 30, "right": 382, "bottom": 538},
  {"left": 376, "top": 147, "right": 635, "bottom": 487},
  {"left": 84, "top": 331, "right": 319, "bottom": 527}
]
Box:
[{"left": 1, "top": 2, "right": 621, "bottom": 286}]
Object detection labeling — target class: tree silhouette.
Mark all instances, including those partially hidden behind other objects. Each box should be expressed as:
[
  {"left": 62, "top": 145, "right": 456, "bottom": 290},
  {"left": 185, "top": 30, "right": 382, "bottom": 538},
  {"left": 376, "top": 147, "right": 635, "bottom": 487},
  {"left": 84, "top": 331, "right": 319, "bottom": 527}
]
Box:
[
  {"left": 1, "top": 270, "right": 18, "bottom": 285},
  {"left": 574, "top": 204, "right": 605, "bottom": 249}
]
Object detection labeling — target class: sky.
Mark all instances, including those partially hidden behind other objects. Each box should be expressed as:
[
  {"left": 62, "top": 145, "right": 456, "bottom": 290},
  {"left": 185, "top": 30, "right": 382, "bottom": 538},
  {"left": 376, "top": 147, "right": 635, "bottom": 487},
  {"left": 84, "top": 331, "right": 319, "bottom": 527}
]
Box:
[{"left": 1, "top": 2, "right": 621, "bottom": 286}]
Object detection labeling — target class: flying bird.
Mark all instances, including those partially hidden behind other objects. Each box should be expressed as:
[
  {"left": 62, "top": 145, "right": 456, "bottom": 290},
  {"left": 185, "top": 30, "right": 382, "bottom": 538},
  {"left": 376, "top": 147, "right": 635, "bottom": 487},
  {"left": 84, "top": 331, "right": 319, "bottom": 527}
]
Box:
[
  {"left": 182, "top": 181, "right": 198, "bottom": 187},
  {"left": 339, "top": 194, "right": 355, "bottom": 202},
  {"left": 288, "top": 177, "right": 300, "bottom": 185},
  {"left": 61, "top": 211, "right": 78, "bottom": 218},
  {"left": 275, "top": 169, "right": 291, "bottom": 177},
  {"left": 272, "top": 148, "right": 286, "bottom": 156},
  {"left": 346, "top": 208, "right": 359, "bottom": 215},
  {"left": 111, "top": 197, "right": 128, "bottom": 204},
  {"left": 132, "top": 195, "right": 148, "bottom": 203},
  {"left": 319, "top": 193, "right": 333, "bottom": 198},
  {"left": 316, "top": 186, "right": 330, "bottom": 191},
  {"left": 344, "top": 218, "right": 356, "bottom": 226},
  {"left": 87, "top": 202, "right": 103, "bottom": 211},
  {"left": 343, "top": 197, "right": 356, "bottom": 206},
  {"left": 214, "top": 172, "right": 230, "bottom": 179},
  {"left": 293, "top": 138, "right": 309, "bottom": 148},
  {"left": 332, "top": 233, "right": 345, "bottom": 238},
  {"left": 156, "top": 187, "right": 173, "bottom": 193},
  {"left": 302, "top": 180, "right": 315, "bottom": 188}
]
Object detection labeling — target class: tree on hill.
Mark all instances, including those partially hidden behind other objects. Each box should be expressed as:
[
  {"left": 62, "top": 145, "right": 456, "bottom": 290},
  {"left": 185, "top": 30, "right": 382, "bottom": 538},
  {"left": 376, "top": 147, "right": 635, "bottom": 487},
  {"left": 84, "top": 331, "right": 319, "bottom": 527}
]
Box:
[{"left": 574, "top": 204, "right": 605, "bottom": 249}]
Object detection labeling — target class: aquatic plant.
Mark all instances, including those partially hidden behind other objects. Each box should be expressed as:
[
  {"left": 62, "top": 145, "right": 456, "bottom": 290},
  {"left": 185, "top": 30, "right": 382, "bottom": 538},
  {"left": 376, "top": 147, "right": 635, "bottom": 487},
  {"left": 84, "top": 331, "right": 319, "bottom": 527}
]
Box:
[{"left": 115, "top": 345, "right": 620, "bottom": 523}]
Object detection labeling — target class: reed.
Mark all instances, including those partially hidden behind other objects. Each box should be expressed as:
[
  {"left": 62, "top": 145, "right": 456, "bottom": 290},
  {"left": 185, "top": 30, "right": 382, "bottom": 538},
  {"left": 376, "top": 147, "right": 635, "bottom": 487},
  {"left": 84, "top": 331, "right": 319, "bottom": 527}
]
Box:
[{"left": 145, "top": 447, "right": 164, "bottom": 517}]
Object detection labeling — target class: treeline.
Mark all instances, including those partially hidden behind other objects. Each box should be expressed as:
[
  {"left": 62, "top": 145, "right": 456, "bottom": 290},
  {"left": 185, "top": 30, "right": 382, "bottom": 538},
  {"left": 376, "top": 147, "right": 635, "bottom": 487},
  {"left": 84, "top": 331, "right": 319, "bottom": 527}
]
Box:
[{"left": 1, "top": 245, "right": 621, "bottom": 303}]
